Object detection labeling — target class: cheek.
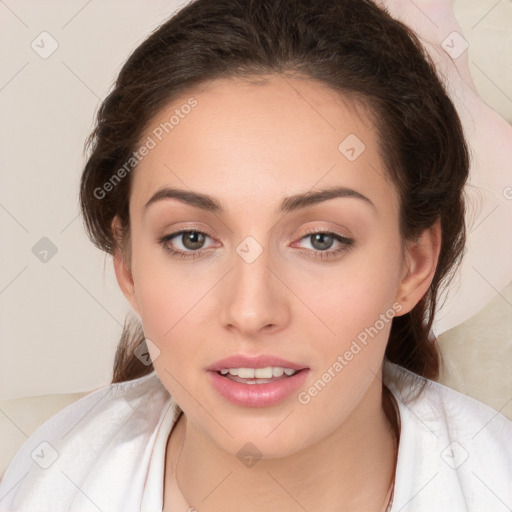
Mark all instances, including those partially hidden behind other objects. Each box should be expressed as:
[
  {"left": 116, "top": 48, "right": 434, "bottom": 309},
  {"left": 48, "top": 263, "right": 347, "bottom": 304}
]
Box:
[
  {"left": 301, "top": 238, "right": 403, "bottom": 347},
  {"left": 295, "top": 237, "right": 403, "bottom": 416},
  {"left": 292, "top": 254, "right": 402, "bottom": 437},
  {"left": 130, "top": 238, "right": 200, "bottom": 363},
  {"left": 133, "top": 267, "right": 205, "bottom": 404}
]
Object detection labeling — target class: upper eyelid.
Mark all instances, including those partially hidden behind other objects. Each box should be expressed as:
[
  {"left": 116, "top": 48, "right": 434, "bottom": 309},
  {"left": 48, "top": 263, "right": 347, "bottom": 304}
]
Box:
[{"left": 164, "top": 227, "right": 349, "bottom": 238}]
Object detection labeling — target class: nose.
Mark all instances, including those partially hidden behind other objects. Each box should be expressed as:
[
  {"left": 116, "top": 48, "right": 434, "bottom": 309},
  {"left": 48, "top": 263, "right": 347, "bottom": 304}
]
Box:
[{"left": 219, "top": 240, "right": 290, "bottom": 338}]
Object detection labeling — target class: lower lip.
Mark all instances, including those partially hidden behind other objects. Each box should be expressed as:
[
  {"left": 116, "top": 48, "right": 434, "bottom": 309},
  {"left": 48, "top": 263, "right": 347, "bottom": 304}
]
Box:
[{"left": 207, "top": 369, "right": 310, "bottom": 407}]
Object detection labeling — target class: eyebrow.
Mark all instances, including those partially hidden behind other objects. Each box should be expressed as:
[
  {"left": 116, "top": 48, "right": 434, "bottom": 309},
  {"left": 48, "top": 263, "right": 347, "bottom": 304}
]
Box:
[{"left": 143, "top": 185, "right": 376, "bottom": 215}]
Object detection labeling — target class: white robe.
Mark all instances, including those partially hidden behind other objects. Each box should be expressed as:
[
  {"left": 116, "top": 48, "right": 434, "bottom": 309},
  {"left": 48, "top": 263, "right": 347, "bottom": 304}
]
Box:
[{"left": 1, "top": 360, "right": 511, "bottom": 512}]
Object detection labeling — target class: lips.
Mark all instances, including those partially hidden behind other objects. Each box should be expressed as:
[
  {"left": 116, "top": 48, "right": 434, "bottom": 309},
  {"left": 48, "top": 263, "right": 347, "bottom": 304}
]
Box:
[
  {"left": 206, "top": 354, "right": 309, "bottom": 372},
  {"left": 205, "top": 354, "right": 310, "bottom": 407}
]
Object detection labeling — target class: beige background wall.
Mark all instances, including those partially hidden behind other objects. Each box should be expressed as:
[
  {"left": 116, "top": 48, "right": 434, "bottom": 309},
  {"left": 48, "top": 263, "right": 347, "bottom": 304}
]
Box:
[{"left": 1, "top": 0, "right": 511, "bottom": 401}]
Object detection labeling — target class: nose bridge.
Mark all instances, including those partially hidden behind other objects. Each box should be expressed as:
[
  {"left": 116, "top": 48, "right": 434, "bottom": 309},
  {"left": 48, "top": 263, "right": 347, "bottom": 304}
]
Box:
[{"left": 219, "top": 234, "right": 287, "bottom": 333}]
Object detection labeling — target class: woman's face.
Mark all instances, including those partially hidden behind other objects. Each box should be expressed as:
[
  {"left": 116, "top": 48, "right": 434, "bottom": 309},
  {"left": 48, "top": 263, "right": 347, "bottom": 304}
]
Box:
[{"left": 114, "top": 74, "right": 432, "bottom": 458}]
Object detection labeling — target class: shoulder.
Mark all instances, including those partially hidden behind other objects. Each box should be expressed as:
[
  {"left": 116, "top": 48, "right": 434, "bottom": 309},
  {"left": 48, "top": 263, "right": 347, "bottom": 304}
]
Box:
[
  {"left": 384, "top": 360, "right": 512, "bottom": 511},
  {"left": 0, "top": 390, "right": 90, "bottom": 479},
  {"left": 0, "top": 371, "right": 175, "bottom": 512},
  {"left": 385, "top": 359, "right": 512, "bottom": 439}
]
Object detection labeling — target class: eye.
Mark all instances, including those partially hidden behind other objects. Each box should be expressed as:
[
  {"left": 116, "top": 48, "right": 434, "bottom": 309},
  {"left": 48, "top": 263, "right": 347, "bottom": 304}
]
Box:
[
  {"left": 158, "top": 229, "right": 214, "bottom": 260},
  {"left": 295, "top": 230, "right": 354, "bottom": 260}
]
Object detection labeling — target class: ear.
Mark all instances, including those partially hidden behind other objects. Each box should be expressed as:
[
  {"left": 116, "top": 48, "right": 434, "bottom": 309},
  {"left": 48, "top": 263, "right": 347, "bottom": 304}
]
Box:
[
  {"left": 394, "top": 217, "right": 442, "bottom": 316},
  {"left": 111, "top": 216, "right": 140, "bottom": 315}
]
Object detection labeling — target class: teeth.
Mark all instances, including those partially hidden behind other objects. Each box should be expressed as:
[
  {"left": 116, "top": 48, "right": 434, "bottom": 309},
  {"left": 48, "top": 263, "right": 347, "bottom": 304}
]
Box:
[
  {"left": 238, "top": 368, "right": 255, "bottom": 379},
  {"left": 254, "top": 367, "right": 271, "bottom": 378},
  {"left": 272, "top": 367, "right": 284, "bottom": 377},
  {"left": 219, "top": 366, "right": 298, "bottom": 378}
]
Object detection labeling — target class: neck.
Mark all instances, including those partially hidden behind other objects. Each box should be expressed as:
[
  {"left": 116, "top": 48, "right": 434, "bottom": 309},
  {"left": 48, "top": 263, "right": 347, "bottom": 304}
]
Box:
[{"left": 165, "top": 376, "right": 399, "bottom": 512}]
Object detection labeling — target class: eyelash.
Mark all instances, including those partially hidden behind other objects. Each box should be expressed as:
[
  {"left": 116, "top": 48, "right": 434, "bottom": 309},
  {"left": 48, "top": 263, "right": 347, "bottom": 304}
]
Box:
[{"left": 157, "top": 227, "right": 354, "bottom": 261}]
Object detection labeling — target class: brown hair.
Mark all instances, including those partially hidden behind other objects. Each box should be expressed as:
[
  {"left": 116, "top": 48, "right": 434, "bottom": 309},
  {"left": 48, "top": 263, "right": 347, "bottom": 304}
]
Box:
[{"left": 79, "top": 0, "right": 469, "bottom": 393}]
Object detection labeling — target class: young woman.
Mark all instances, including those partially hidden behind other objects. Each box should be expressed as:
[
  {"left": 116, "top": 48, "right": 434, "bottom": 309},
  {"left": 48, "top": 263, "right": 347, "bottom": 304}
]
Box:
[{"left": 1, "top": 0, "right": 511, "bottom": 511}]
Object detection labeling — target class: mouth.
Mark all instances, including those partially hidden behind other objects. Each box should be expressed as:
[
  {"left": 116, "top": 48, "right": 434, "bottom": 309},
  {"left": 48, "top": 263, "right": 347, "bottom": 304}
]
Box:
[{"left": 206, "top": 355, "right": 310, "bottom": 407}]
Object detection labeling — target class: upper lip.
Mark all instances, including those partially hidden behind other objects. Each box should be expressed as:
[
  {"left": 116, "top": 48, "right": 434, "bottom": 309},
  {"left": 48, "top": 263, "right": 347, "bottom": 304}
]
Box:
[{"left": 207, "top": 354, "right": 309, "bottom": 372}]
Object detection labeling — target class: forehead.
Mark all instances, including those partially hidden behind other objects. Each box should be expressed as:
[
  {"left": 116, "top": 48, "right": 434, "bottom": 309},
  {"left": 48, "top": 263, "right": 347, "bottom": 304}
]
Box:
[{"left": 130, "top": 74, "right": 397, "bottom": 217}]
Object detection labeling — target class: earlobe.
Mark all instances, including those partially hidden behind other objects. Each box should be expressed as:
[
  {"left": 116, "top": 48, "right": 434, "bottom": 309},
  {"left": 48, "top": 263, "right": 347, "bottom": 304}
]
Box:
[
  {"left": 111, "top": 216, "right": 139, "bottom": 315},
  {"left": 395, "top": 218, "right": 442, "bottom": 316}
]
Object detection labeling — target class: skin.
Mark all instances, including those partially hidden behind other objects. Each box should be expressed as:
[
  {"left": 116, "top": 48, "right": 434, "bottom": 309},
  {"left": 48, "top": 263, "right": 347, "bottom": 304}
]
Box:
[{"left": 113, "top": 73, "right": 441, "bottom": 511}]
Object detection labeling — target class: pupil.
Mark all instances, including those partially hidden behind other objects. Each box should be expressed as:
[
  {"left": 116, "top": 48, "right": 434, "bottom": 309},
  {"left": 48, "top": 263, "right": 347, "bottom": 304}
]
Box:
[
  {"left": 184, "top": 231, "right": 204, "bottom": 250},
  {"left": 312, "top": 233, "right": 333, "bottom": 250}
]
